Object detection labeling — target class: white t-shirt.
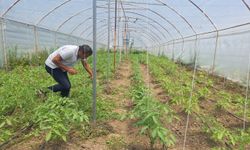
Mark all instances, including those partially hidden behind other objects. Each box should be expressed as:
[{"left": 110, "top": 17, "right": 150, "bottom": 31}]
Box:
[{"left": 45, "top": 45, "right": 80, "bottom": 69}]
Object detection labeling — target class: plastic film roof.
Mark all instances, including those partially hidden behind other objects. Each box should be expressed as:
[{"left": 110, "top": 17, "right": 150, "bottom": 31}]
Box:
[{"left": 0, "top": 0, "right": 250, "bottom": 48}]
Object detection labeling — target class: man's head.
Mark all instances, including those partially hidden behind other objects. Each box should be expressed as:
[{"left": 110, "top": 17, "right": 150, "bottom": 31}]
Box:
[{"left": 78, "top": 45, "right": 93, "bottom": 59}]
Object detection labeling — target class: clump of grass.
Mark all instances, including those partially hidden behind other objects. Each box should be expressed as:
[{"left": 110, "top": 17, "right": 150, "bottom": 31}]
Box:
[
  {"left": 106, "top": 134, "right": 127, "bottom": 150},
  {"left": 5, "top": 46, "right": 49, "bottom": 70}
]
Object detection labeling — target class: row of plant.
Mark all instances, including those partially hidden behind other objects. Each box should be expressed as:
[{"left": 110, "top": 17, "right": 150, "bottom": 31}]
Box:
[
  {"left": 3, "top": 47, "right": 53, "bottom": 70},
  {"left": 128, "top": 55, "right": 176, "bottom": 149},
  {"left": 134, "top": 52, "right": 250, "bottom": 149},
  {"left": 0, "top": 50, "right": 118, "bottom": 147},
  {"left": 138, "top": 52, "right": 248, "bottom": 117}
]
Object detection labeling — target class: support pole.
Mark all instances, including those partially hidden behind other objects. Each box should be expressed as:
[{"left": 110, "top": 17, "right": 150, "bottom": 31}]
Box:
[
  {"left": 0, "top": 20, "right": 7, "bottom": 69},
  {"left": 33, "top": 26, "right": 39, "bottom": 52},
  {"left": 182, "top": 35, "right": 198, "bottom": 150},
  {"left": 92, "top": 0, "right": 97, "bottom": 123},
  {"left": 172, "top": 40, "right": 175, "bottom": 61},
  {"left": 243, "top": 53, "right": 250, "bottom": 130},
  {"left": 211, "top": 31, "right": 219, "bottom": 74},
  {"left": 54, "top": 32, "right": 57, "bottom": 50},
  {"left": 123, "top": 18, "right": 126, "bottom": 56},
  {"left": 118, "top": 9, "right": 121, "bottom": 62},
  {"left": 107, "top": 0, "right": 111, "bottom": 80},
  {"left": 113, "top": 0, "right": 118, "bottom": 70},
  {"left": 125, "top": 22, "right": 128, "bottom": 57}
]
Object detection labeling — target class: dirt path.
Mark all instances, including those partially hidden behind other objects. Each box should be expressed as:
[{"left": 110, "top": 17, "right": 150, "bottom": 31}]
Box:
[
  {"left": 140, "top": 64, "right": 216, "bottom": 150},
  {"left": 62, "top": 60, "right": 151, "bottom": 150}
]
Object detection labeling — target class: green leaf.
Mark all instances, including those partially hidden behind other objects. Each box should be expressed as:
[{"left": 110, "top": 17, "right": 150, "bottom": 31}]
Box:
[
  {"left": 140, "top": 126, "right": 148, "bottom": 134},
  {"left": 6, "top": 119, "right": 12, "bottom": 126},
  {"left": 158, "top": 130, "right": 167, "bottom": 144},
  {"left": 45, "top": 131, "right": 52, "bottom": 142},
  {"left": 0, "top": 122, "right": 6, "bottom": 128},
  {"left": 152, "top": 128, "right": 158, "bottom": 139},
  {"left": 53, "top": 129, "right": 62, "bottom": 136},
  {"left": 62, "top": 135, "right": 67, "bottom": 142},
  {"left": 152, "top": 116, "right": 159, "bottom": 125}
]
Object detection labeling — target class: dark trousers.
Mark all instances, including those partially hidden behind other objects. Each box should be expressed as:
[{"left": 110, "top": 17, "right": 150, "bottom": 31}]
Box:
[{"left": 45, "top": 65, "right": 71, "bottom": 97}]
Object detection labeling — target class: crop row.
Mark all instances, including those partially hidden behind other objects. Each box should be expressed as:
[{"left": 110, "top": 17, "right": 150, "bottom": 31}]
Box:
[
  {"left": 128, "top": 55, "right": 176, "bottom": 149},
  {"left": 0, "top": 51, "right": 119, "bottom": 147},
  {"left": 135, "top": 52, "right": 250, "bottom": 149}
]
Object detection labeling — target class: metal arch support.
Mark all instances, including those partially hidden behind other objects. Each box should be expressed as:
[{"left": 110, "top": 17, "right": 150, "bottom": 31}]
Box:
[
  {"left": 95, "top": 25, "right": 162, "bottom": 46},
  {"left": 56, "top": 4, "right": 107, "bottom": 32},
  {"left": 72, "top": 12, "right": 168, "bottom": 40},
  {"left": 123, "top": 25, "right": 163, "bottom": 42},
  {"left": 86, "top": 20, "right": 164, "bottom": 42},
  {"left": 187, "top": 0, "right": 219, "bottom": 74},
  {"left": 85, "top": 20, "right": 163, "bottom": 43},
  {"left": 188, "top": 0, "right": 217, "bottom": 30},
  {"left": 70, "top": 12, "right": 105, "bottom": 34},
  {"left": 35, "top": 0, "right": 72, "bottom": 25},
  {"left": 116, "top": 17, "right": 167, "bottom": 39},
  {"left": 70, "top": 16, "right": 92, "bottom": 34},
  {"left": 131, "top": 31, "right": 160, "bottom": 46},
  {"left": 112, "top": 10, "right": 173, "bottom": 39},
  {"left": 96, "top": 25, "right": 160, "bottom": 45},
  {"left": 155, "top": 0, "right": 197, "bottom": 35},
  {"left": 242, "top": 0, "right": 250, "bottom": 11},
  {"left": 71, "top": 10, "right": 172, "bottom": 41},
  {"left": 1, "top": 0, "right": 22, "bottom": 17},
  {"left": 120, "top": 3, "right": 183, "bottom": 39},
  {"left": 56, "top": 7, "right": 93, "bottom": 31},
  {"left": 130, "top": 35, "right": 150, "bottom": 48},
  {"left": 98, "top": 6, "right": 173, "bottom": 39},
  {"left": 119, "top": 2, "right": 186, "bottom": 57},
  {"left": 154, "top": 0, "right": 198, "bottom": 57},
  {"left": 79, "top": 19, "right": 107, "bottom": 37},
  {"left": 98, "top": 29, "right": 159, "bottom": 47}
]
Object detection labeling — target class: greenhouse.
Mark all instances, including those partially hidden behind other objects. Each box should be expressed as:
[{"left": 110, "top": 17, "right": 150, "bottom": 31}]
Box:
[{"left": 0, "top": 0, "right": 250, "bottom": 149}]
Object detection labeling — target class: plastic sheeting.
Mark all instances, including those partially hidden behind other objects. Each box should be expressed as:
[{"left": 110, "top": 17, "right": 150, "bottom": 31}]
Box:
[{"left": 0, "top": 0, "right": 250, "bottom": 83}]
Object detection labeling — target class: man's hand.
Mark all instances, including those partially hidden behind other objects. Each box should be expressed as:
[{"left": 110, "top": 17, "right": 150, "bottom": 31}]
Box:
[
  {"left": 67, "top": 68, "right": 78, "bottom": 75},
  {"left": 81, "top": 59, "right": 94, "bottom": 80}
]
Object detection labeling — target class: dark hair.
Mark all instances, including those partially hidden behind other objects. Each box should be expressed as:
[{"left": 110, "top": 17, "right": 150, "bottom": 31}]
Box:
[{"left": 79, "top": 45, "right": 93, "bottom": 55}]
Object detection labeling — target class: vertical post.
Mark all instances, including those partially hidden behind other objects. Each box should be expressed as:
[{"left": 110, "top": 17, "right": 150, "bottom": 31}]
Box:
[
  {"left": 172, "top": 40, "right": 175, "bottom": 61},
  {"left": 92, "top": 0, "right": 97, "bottom": 123},
  {"left": 123, "top": 18, "right": 126, "bottom": 56},
  {"left": 243, "top": 53, "right": 250, "bottom": 130},
  {"left": 34, "top": 26, "right": 38, "bottom": 52},
  {"left": 107, "top": 0, "right": 111, "bottom": 80},
  {"left": 113, "top": 0, "right": 118, "bottom": 70},
  {"left": 54, "top": 32, "right": 57, "bottom": 50},
  {"left": 117, "top": 2, "right": 121, "bottom": 63},
  {"left": 182, "top": 35, "right": 198, "bottom": 150},
  {"left": 211, "top": 31, "right": 219, "bottom": 74},
  {"left": 166, "top": 43, "right": 169, "bottom": 57},
  {"left": 0, "top": 20, "right": 7, "bottom": 69},
  {"left": 125, "top": 23, "right": 128, "bottom": 57}
]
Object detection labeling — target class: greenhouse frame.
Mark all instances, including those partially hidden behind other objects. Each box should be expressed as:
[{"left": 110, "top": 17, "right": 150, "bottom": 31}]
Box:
[{"left": 0, "top": 0, "right": 250, "bottom": 149}]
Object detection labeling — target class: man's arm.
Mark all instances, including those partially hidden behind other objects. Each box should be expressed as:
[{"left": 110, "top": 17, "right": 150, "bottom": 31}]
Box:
[
  {"left": 81, "top": 59, "right": 93, "bottom": 79},
  {"left": 52, "top": 54, "right": 77, "bottom": 75}
]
